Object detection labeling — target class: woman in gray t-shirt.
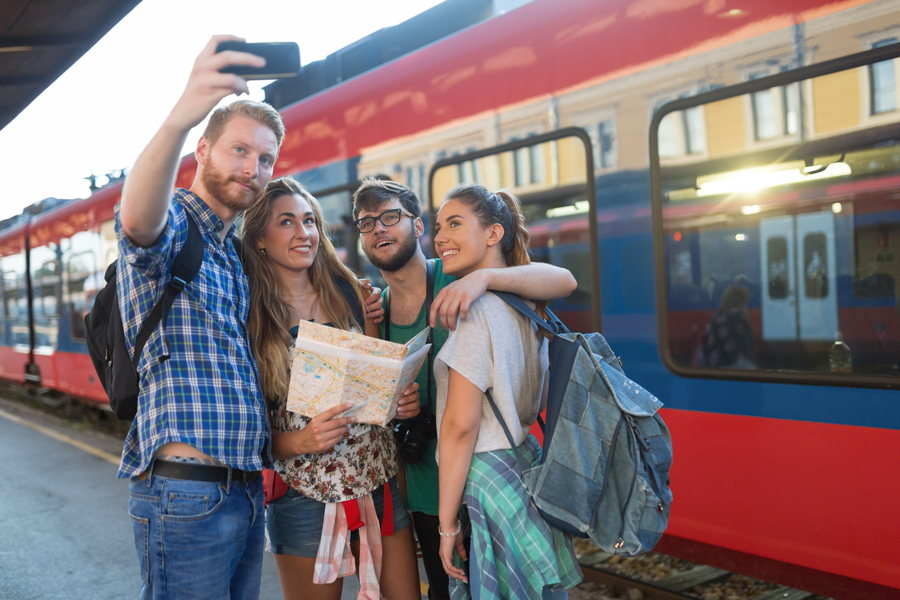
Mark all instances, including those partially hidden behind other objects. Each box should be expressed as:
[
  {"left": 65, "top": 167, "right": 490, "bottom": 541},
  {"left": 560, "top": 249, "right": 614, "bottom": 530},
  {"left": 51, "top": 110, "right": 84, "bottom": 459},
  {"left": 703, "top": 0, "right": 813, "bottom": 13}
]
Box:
[{"left": 433, "top": 185, "right": 582, "bottom": 600}]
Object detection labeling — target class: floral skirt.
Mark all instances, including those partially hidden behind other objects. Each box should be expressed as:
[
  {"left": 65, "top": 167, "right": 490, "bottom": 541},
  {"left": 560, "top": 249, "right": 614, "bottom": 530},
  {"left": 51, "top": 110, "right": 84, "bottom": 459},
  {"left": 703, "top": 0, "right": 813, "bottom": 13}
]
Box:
[{"left": 451, "top": 434, "right": 582, "bottom": 600}]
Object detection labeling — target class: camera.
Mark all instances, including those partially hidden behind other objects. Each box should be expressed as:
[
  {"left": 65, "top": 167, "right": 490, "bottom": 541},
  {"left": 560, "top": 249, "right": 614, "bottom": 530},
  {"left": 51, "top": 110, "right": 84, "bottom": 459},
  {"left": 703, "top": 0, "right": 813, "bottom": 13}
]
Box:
[{"left": 393, "top": 410, "right": 437, "bottom": 464}]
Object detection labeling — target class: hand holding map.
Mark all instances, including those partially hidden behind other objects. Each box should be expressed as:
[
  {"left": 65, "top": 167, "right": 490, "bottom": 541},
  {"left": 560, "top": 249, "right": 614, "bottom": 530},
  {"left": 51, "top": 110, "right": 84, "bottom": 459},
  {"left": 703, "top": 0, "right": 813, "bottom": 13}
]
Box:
[{"left": 286, "top": 321, "right": 431, "bottom": 426}]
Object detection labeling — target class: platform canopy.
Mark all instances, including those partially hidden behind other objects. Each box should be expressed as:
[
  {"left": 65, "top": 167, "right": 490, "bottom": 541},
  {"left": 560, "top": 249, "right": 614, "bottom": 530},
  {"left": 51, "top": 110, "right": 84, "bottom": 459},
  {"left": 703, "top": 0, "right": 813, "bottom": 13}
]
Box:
[{"left": 0, "top": 0, "right": 142, "bottom": 131}]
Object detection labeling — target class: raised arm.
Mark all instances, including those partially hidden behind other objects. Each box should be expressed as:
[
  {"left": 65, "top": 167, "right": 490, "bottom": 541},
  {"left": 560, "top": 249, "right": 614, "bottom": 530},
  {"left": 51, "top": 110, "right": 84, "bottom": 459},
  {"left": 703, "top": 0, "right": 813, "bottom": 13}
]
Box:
[
  {"left": 119, "top": 35, "right": 264, "bottom": 247},
  {"left": 430, "top": 262, "right": 577, "bottom": 329}
]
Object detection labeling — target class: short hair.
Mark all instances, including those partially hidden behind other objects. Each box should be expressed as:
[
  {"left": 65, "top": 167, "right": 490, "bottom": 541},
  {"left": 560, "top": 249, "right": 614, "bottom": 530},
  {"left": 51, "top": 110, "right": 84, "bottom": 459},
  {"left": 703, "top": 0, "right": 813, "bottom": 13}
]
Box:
[
  {"left": 202, "top": 99, "right": 286, "bottom": 148},
  {"left": 352, "top": 178, "right": 422, "bottom": 220}
]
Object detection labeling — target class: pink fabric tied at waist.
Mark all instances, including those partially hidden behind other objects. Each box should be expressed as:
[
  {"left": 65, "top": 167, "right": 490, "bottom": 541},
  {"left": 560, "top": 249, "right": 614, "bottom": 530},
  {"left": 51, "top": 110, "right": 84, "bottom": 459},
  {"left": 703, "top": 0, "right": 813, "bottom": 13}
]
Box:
[{"left": 313, "top": 481, "right": 395, "bottom": 600}]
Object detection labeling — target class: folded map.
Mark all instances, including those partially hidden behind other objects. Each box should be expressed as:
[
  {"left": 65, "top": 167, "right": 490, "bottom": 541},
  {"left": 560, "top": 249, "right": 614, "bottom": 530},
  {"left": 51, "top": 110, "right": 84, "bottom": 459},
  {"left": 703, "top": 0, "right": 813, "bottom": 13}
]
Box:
[{"left": 286, "top": 320, "right": 432, "bottom": 426}]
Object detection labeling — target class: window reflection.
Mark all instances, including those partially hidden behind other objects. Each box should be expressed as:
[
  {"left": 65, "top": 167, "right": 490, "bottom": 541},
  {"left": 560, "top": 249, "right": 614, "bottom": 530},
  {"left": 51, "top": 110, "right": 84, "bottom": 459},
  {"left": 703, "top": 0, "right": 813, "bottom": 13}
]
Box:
[
  {"left": 657, "top": 64, "right": 900, "bottom": 380},
  {"left": 767, "top": 238, "right": 789, "bottom": 299},
  {"left": 803, "top": 233, "right": 829, "bottom": 298}
]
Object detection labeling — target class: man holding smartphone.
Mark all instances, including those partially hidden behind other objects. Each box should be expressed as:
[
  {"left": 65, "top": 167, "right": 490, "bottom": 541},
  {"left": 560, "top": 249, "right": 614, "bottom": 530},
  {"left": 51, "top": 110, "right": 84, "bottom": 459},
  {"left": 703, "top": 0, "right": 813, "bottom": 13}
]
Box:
[{"left": 115, "top": 36, "right": 281, "bottom": 598}]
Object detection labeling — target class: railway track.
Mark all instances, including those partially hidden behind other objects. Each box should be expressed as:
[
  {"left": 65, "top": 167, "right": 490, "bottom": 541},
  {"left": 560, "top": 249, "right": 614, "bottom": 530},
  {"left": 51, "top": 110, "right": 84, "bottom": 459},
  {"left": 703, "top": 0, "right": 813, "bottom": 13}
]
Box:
[{"left": 571, "top": 544, "right": 825, "bottom": 600}]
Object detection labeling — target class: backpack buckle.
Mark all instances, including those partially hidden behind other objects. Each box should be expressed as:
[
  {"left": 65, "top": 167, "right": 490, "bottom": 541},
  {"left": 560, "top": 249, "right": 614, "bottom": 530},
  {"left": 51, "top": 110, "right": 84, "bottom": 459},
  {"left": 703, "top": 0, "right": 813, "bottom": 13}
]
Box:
[{"left": 169, "top": 276, "right": 187, "bottom": 293}]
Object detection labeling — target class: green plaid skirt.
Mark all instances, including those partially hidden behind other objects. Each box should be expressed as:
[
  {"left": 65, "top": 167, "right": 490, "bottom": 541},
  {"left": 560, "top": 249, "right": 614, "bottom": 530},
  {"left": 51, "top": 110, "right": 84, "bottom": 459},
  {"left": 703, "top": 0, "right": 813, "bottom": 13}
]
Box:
[{"left": 451, "top": 434, "right": 582, "bottom": 600}]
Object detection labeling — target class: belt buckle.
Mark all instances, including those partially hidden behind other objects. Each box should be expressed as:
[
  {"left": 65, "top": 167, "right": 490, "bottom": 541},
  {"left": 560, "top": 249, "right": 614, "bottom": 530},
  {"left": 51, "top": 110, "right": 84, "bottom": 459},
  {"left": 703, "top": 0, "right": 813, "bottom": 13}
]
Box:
[{"left": 232, "top": 468, "right": 250, "bottom": 485}]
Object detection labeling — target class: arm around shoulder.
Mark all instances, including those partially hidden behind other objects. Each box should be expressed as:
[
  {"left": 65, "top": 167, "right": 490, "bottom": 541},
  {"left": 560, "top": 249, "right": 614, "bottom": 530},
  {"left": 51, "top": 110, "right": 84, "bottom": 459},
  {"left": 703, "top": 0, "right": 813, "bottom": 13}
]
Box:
[{"left": 484, "top": 262, "right": 577, "bottom": 301}]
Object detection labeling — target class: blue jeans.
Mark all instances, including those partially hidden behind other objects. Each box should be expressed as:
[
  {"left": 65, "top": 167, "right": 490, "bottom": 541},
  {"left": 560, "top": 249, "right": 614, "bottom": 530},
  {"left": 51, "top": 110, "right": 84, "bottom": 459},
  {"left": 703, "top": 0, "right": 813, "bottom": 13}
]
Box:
[{"left": 128, "top": 469, "right": 265, "bottom": 599}]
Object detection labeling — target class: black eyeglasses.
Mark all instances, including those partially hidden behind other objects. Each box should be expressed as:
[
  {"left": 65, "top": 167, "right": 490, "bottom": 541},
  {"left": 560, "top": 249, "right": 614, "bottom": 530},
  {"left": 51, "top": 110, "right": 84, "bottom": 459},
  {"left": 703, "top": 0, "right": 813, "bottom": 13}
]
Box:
[{"left": 354, "top": 208, "right": 415, "bottom": 233}]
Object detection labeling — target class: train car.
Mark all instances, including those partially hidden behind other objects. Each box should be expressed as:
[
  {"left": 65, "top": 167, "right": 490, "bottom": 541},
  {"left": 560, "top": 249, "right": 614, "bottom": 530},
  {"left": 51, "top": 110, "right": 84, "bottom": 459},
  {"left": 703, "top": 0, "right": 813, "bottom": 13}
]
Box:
[{"left": 1, "top": 0, "right": 898, "bottom": 597}]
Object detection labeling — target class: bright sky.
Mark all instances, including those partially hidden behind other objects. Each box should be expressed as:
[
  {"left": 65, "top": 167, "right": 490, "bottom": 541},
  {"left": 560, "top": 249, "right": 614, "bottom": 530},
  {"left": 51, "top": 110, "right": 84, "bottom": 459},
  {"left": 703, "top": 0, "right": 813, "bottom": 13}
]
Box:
[{"left": 0, "top": 0, "right": 444, "bottom": 222}]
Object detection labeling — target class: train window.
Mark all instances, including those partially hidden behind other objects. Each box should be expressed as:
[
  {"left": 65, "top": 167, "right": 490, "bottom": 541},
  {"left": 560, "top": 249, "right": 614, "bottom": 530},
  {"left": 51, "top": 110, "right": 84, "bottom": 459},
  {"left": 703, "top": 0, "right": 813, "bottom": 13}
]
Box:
[
  {"left": 429, "top": 129, "right": 601, "bottom": 333},
  {"left": 598, "top": 120, "right": 615, "bottom": 169},
  {"left": 68, "top": 251, "right": 97, "bottom": 341},
  {"left": 2, "top": 272, "right": 17, "bottom": 321},
  {"left": 652, "top": 46, "right": 900, "bottom": 387},
  {"left": 870, "top": 39, "right": 898, "bottom": 114},
  {"left": 767, "top": 238, "right": 789, "bottom": 300},
  {"left": 803, "top": 233, "right": 829, "bottom": 298},
  {"left": 40, "top": 259, "right": 61, "bottom": 318}
]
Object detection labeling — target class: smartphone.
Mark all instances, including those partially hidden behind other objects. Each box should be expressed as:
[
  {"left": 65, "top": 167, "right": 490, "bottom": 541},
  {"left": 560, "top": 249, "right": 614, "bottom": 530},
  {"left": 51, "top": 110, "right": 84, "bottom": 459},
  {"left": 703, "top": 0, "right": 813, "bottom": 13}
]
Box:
[{"left": 216, "top": 41, "right": 300, "bottom": 80}]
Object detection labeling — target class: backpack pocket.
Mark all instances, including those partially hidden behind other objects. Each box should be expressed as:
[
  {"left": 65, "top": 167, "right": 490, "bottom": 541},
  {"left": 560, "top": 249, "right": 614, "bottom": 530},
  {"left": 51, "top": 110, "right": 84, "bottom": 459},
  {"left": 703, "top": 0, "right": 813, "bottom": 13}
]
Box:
[{"left": 616, "top": 470, "right": 668, "bottom": 555}]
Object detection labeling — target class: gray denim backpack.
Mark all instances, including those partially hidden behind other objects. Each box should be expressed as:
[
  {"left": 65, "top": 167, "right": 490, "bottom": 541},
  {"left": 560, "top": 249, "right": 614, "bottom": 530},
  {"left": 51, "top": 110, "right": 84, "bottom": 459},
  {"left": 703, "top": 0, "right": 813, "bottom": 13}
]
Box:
[{"left": 485, "top": 292, "right": 673, "bottom": 556}]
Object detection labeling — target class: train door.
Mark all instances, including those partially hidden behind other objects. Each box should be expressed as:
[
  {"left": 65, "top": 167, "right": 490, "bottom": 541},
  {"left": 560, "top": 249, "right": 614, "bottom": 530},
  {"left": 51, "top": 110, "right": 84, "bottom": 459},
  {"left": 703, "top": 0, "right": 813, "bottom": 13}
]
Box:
[{"left": 760, "top": 213, "right": 838, "bottom": 341}]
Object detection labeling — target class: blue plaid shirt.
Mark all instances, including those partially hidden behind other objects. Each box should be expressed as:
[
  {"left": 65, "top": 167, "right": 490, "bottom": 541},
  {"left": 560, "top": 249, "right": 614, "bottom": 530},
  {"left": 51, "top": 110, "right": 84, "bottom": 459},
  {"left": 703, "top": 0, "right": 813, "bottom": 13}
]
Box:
[{"left": 115, "top": 190, "right": 272, "bottom": 478}]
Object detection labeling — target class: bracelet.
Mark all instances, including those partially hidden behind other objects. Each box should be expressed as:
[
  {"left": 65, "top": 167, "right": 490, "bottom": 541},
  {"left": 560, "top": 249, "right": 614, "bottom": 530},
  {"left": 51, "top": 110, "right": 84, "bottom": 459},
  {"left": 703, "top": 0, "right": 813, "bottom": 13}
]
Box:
[{"left": 439, "top": 520, "right": 461, "bottom": 537}]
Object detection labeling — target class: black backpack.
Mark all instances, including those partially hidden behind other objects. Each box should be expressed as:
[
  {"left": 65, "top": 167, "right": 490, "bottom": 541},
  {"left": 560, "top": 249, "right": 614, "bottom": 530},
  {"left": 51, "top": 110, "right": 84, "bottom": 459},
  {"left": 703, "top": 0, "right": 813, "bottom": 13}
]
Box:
[{"left": 84, "top": 213, "right": 205, "bottom": 420}]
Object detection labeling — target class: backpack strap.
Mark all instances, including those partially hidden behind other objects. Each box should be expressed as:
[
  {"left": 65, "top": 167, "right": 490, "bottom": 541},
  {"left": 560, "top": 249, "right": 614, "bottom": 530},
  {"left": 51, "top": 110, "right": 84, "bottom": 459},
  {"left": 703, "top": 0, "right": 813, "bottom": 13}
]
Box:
[
  {"left": 485, "top": 390, "right": 534, "bottom": 475},
  {"left": 424, "top": 259, "right": 434, "bottom": 409},
  {"left": 384, "top": 259, "right": 435, "bottom": 408},
  {"left": 230, "top": 234, "right": 242, "bottom": 261},
  {"left": 488, "top": 291, "right": 570, "bottom": 336},
  {"left": 131, "top": 212, "right": 206, "bottom": 367}
]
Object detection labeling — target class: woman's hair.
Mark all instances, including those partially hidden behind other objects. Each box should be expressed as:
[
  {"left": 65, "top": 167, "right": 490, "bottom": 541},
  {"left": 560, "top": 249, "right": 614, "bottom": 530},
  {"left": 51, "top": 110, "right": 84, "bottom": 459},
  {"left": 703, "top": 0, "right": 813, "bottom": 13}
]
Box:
[
  {"left": 240, "top": 176, "right": 367, "bottom": 402},
  {"left": 720, "top": 285, "right": 751, "bottom": 311},
  {"left": 443, "top": 184, "right": 532, "bottom": 267},
  {"left": 443, "top": 184, "right": 545, "bottom": 314}
]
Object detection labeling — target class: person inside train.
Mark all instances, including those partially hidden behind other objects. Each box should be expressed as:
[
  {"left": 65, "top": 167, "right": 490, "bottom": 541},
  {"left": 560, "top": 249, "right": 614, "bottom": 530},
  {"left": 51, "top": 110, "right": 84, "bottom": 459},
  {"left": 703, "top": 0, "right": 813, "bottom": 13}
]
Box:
[
  {"left": 431, "top": 184, "right": 582, "bottom": 600},
  {"left": 703, "top": 283, "right": 756, "bottom": 369},
  {"left": 114, "top": 36, "right": 371, "bottom": 599},
  {"left": 240, "top": 176, "right": 423, "bottom": 600},
  {"left": 351, "top": 178, "right": 576, "bottom": 600}
]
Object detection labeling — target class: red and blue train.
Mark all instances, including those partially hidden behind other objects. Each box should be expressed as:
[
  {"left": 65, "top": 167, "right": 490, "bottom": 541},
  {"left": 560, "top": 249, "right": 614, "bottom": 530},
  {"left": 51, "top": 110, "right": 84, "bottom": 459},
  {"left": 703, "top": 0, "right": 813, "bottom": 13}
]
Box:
[{"left": 1, "top": 0, "right": 898, "bottom": 597}]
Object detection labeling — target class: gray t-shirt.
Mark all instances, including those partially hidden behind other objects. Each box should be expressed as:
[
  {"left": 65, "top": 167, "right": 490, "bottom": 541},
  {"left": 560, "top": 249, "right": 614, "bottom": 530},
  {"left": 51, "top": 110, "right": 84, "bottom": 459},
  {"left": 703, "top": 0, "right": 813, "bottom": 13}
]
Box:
[{"left": 434, "top": 292, "right": 548, "bottom": 456}]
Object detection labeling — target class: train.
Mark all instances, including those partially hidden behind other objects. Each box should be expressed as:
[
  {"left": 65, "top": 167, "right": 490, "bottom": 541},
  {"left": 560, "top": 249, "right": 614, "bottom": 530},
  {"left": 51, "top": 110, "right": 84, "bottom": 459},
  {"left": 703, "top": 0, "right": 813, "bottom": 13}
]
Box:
[{"left": 1, "top": 0, "right": 899, "bottom": 597}]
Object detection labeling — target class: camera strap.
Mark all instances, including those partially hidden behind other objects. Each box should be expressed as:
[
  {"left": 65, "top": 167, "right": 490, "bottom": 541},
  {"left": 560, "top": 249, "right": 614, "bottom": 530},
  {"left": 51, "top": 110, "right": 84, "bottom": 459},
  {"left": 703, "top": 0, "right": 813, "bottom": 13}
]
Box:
[{"left": 384, "top": 259, "right": 435, "bottom": 409}]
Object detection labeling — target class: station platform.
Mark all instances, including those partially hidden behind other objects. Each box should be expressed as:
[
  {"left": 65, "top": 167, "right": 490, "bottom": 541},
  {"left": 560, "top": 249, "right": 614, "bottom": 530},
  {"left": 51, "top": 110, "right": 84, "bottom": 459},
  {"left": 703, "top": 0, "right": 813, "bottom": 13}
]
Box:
[{"left": 0, "top": 397, "right": 372, "bottom": 599}]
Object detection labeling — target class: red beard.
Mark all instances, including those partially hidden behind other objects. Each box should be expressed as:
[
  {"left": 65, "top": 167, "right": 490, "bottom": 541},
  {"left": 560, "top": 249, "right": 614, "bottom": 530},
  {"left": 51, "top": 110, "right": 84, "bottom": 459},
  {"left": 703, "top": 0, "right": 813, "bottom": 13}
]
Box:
[{"left": 199, "top": 157, "right": 262, "bottom": 212}]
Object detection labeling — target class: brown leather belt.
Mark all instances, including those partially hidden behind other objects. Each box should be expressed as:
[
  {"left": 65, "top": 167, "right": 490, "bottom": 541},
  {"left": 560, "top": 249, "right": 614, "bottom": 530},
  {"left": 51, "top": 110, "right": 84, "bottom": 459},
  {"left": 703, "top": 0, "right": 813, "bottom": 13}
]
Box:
[{"left": 139, "top": 460, "right": 261, "bottom": 484}]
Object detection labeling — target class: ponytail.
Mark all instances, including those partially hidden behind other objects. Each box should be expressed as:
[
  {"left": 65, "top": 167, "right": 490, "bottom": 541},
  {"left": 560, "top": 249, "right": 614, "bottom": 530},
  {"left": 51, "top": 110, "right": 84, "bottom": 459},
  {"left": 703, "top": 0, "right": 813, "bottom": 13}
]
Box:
[{"left": 493, "top": 190, "right": 531, "bottom": 268}]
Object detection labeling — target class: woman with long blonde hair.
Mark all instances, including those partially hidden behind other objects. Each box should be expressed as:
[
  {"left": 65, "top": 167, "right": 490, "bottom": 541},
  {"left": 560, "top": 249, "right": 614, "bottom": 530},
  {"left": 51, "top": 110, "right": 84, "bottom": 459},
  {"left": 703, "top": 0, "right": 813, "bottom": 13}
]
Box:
[{"left": 241, "top": 176, "right": 421, "bottom": 600}]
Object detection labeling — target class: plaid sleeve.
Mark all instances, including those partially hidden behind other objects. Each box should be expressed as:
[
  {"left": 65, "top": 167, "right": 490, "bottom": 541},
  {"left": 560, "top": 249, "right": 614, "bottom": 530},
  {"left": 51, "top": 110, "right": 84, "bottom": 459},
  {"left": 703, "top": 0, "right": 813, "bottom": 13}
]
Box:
[{"left": 114, "top": 201, "right": 180, "bottom": 279}]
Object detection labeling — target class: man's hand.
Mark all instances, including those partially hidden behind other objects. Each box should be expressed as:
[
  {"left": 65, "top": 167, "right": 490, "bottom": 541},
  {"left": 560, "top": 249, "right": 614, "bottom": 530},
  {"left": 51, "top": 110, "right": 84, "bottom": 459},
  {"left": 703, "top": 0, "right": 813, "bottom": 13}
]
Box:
[
  {"left": 395, "top": 382, "right": 421, "bottom": 420},
  {"left": 429, "top": 270, "right": 490, "bottom": 330},
  {"left": 361, "top": 279, "right": 385, "bottom": 324},
  {"left": 167, "top": 35, "right": 265, "bottom": 132}
]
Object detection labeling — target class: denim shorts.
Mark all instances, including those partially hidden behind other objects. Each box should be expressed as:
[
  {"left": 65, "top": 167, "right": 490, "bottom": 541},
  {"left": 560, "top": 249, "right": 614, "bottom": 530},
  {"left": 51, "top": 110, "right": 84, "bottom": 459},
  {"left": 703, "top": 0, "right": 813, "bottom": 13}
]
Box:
[{"left": 265, "top": 476, "right": 410, "bottom": 557}]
